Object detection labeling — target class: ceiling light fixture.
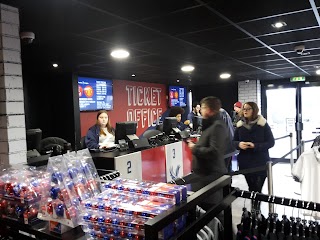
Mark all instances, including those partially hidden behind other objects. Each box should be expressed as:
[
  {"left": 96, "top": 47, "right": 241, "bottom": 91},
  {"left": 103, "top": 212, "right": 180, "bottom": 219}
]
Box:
[
  {"left": 177, "top": 79, "right": 180, "bottom": 82},
  {"left": 268, "top": 84, "right": 274, "bottom": 87},
  {"left": 111, "top": 49, "right": 130, "bottom": 59},
  {"left": 219, "top": 73, "right": 231, "bottom": 79},
  {"left": 52, "top": 63, "right": 58, "bottom": 68},
  {"left": 316, "top": 69, "right": 320, "bottom": 75},
  {"left": 131, "top": 74, "right": 136, "bottom": 77},
  {"left": 181, "top": 65, "right": 194, "bottom": 72},
  {"left": 272, "top": 21, "right": 287, "bottom": 28}
]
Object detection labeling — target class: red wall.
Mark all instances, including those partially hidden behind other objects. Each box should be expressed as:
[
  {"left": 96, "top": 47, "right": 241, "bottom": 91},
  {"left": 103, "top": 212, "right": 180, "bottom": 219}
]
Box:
[{"left": 80, "top": 79, "right": 167, "bottom": 137}]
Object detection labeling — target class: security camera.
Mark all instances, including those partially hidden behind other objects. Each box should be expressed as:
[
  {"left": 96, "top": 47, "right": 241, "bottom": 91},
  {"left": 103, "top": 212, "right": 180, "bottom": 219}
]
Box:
[
  {"left": 245, "top": 80, "right": 250, "bottom": 83},
  {"left": 20, "top": 32, "right": 35, "bottom": 44},
  {"left": 294, "top": 45, "right": 305, "bottom": 55}
]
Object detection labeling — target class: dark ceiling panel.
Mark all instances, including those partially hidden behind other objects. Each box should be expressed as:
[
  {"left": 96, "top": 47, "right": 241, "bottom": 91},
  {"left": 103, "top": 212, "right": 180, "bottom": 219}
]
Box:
[
  {"left": 245, "top": 55, "right": 287, "bottom": 64},
  {"left": 239, "top": 10, "right": 318, "bottom": 37},
  {"left": 67, "top": 35, "right": 113, "bottom": 53},
  {"left": 77, "top": 0, "right": 198, "bottom": 21},
  {"left": 180, "top": 25, "right": 249, "bottom": 47},
  {"left": 231, "top": 48, "right": 273, "bottom": 59},
  {"left": 3, "top": 0, "right": 320, "bottom": 85},
  {"left": 131, "top": 37, "right": 211, "bottom": 61},
  {"left": 258, "top": 28, "right": 320, "bottom": 46},
  {"left": 84, "top": 24, "right": 163, "bottom": 46},
  {"left": 271, "top": 39, "right": 320, "bottom": 53},
  {"left": 75, "top": 54, "right": 106, "bottom": 66},
  {"left": 69, "top": 2, "right": 126, "bottom": 34},
  {"left": 207, "top": 0, "right": 312, "bottom": 23},
  {"left": 140, "top": 6, "right": 227, "bottom": 35}
]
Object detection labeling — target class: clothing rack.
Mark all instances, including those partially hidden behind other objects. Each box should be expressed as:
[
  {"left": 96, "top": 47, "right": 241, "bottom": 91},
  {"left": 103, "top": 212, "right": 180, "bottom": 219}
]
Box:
[
  {"left": 145, "top": 175, "right": 235, "bottom": 240},
  {"left": 235, "top": 189, "right": 320, "bottom": 212}
]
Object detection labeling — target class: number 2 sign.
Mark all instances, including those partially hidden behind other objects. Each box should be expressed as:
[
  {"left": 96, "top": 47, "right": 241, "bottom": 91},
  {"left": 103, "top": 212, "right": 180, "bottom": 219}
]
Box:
[{"left": 114, "top": 152, "right": 142, "bottom": 180}]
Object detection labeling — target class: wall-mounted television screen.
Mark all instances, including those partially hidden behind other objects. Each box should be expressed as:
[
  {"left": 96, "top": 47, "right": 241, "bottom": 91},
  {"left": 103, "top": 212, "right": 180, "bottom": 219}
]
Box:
[
  {"left": 169, "top": 85, "right": 187, "bottom": 107},
  {"left": 78, "top": 76, "right": 113, "bottom": 111}
]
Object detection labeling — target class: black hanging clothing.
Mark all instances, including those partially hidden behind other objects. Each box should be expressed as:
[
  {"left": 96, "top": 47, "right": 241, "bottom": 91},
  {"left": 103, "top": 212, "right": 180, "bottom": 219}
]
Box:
[{"left": 312, "top": 135, "right": 320, "bottom": 147}]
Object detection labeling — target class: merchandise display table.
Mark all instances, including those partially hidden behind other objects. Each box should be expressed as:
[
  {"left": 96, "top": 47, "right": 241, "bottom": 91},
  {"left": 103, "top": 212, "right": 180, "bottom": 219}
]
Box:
[{"left": 8, "top": 139, "right": 195, "bottom": 240}]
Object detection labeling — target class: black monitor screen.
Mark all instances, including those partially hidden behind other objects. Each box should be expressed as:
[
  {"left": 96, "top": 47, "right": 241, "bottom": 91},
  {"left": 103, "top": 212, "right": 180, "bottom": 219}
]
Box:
[
  {"left": 115, "top": 122, "right": 138, "bottom": 143},
  {"left": 26, "top": 128, "right": 42, "bottom": 151},
  {"left": 192, "top": 116, "right": 203, "bottom": 132},
  {"left": 163, "top": 117, "right": 178, "bottom": 135}
]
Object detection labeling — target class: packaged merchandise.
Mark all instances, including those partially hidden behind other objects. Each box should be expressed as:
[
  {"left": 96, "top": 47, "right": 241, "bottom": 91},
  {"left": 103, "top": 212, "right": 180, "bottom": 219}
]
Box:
[
  {"left": 0, "top": 166, "right": 48, "bottom": 225},
  {"left": 81, "top": 178, "right": 187, "bottom": 240},
  {"left": 104, "top": 178, "right": 187, "bottom": 205},
  {"left": 38, "top": 149, "right": 102, "bottom": 229}
]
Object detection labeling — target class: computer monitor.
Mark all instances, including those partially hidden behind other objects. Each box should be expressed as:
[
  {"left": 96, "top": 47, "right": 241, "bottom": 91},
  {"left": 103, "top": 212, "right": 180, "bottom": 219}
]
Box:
[
  {"left": 163, "top": 117, "right": 179, "bottom": 135},
  {"left": 26, "top": 128, "right": 42, "bottom": 152},
  {"left": 115, "top": 121, "right": 138, "bottom": 143},
  {"left": 192, "top": 116, "right": 203, "bottom": 132}
]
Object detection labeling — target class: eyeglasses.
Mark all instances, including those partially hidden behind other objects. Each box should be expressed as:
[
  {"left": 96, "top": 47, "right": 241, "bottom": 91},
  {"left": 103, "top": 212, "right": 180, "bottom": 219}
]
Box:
[{"left": 243, "top": 108, "right": 252, "bottom": 111}]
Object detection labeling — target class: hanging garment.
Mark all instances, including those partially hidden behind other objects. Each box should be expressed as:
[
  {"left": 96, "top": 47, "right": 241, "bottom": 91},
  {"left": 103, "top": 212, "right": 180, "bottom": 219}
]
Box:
[
  {"left": 292, "top": 147, "right": 320, "bottom": 219},
  {"left": 196, "top": 206, "right": 224, "bottom": 240},
  {"left": 311, "top": 135, "right": 320, "bottom": 148}
]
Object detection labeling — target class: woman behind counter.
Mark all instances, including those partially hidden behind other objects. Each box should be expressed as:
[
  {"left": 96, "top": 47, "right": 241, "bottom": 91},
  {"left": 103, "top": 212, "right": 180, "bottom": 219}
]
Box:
[
  {"left": 85, "top": 110, "right": 115, "bottom": 149},
  {"left": 168, "top": 106, "right": 190, "bottom": 131}
]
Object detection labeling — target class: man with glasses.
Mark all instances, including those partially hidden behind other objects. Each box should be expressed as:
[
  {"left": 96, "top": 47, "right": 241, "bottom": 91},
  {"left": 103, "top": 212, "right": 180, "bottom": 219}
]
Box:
[{"left": 187, "top": 96, "right": 229, "bottom": 216}]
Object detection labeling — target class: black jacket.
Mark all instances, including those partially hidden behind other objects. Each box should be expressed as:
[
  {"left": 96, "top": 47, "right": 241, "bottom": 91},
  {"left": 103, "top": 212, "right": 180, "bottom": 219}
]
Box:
[
  {"left": 192, "top": 114, "right": 228, "bottom": 175},
  {"left": 85, "top": 124, "right": 115, "bottom": 149},
  {"left": 233, "top": 115, "right": 275, "bottom": 170}
]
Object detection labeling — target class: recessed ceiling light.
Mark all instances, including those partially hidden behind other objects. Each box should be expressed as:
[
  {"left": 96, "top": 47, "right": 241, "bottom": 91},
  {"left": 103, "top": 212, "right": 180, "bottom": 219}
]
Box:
[
  {"left": 52, "top": 63, "right": 58, "bottom": 68},
  {"left": 181, "top": 65, "right": 194, "bottom": 72},
  {"left": 110, "top": 49, "right": 130, "bottom": 59},
  {"left": 177, "top": 79, "right": 180, "bottom": 82},
  {"left": 219, "top": 73, "right": 231, "bottom": 79},
  {"left": 268, "top": 84, "right": 274, "bottom": 87},
  {"left": 272, "top": 21, "right": 287, "bottom": 28},
  {"left": 131, "top": 74, "right": 136, "bottom": 77},
  {"left": 305, "top": 81, "right": 310, "bottom": 85},
  {"left": 316, "top": 69, "right": 320, "bottom": 75}
]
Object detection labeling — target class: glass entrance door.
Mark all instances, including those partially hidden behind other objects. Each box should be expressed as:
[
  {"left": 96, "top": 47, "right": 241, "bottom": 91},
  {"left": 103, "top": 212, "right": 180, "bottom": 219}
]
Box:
[
  {"left": 266, "top": 88, "right": 297, "bottom": 159},
  {"left": 301, "top": 86, "right": 320, "bottom": 149}
]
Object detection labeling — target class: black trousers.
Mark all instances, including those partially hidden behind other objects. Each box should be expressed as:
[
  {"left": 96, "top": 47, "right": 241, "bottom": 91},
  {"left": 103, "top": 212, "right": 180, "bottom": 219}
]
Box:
[{"left": 244, "top": 171, "right": 267, "bottom": 193}]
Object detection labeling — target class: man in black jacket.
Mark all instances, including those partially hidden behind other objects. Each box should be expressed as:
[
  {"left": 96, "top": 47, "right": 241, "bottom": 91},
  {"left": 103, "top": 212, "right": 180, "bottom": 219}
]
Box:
[{"left": 187, "top": 96, "right": 229, "bottom": 211}]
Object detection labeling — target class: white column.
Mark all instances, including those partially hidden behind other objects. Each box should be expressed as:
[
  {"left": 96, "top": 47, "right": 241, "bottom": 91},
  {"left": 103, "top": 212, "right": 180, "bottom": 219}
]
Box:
[
  {"left": 0, "top": 4, "right": 26, "bottom": 165},
  {"left": 238, "top": 80, "right": 261, "bottom": 110}
]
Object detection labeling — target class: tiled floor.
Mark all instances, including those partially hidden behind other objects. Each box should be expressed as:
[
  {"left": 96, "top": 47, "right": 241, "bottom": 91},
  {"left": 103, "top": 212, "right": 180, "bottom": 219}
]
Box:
[{"left": 231, "top": 162, "right": 303, "bottom": 238}]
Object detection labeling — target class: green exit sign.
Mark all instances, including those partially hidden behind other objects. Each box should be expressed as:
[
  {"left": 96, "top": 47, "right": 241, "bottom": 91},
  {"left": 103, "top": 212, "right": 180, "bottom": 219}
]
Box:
[{"left": 290, "top": 76, "right": 306, "bottom": 82}]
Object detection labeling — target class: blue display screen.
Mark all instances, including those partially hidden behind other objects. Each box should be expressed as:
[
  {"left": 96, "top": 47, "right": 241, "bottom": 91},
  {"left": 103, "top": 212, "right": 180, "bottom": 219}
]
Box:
[
  {"left": 169, "top": 86, "right": 187, "bottom": 107},
  {"left": 78, "top": 76, "right": 113, "bottom": 111}
]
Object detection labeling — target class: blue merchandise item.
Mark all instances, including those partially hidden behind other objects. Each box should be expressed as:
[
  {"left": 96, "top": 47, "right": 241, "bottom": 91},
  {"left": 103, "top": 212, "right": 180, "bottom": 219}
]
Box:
[{"left": 55, "top": 204, "right": 64, "bottom": 217}]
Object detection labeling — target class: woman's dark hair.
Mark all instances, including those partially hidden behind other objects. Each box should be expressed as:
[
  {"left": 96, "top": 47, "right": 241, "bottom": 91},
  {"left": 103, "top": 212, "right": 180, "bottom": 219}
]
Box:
[
  {"left": 96, "top": 110, "right": 113, "bottom": 136},
  {"left": 169, "top": 106, "right": 184, "bottom": 117},
  {"left": 200, "top": 96, "right": 221, "bottom": 112},
  {"left": 243, "top": 102, "right": 259, "bottom": 121},
  {"left": 192, "top": 101, "right": 200, "bottom": 109}
]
